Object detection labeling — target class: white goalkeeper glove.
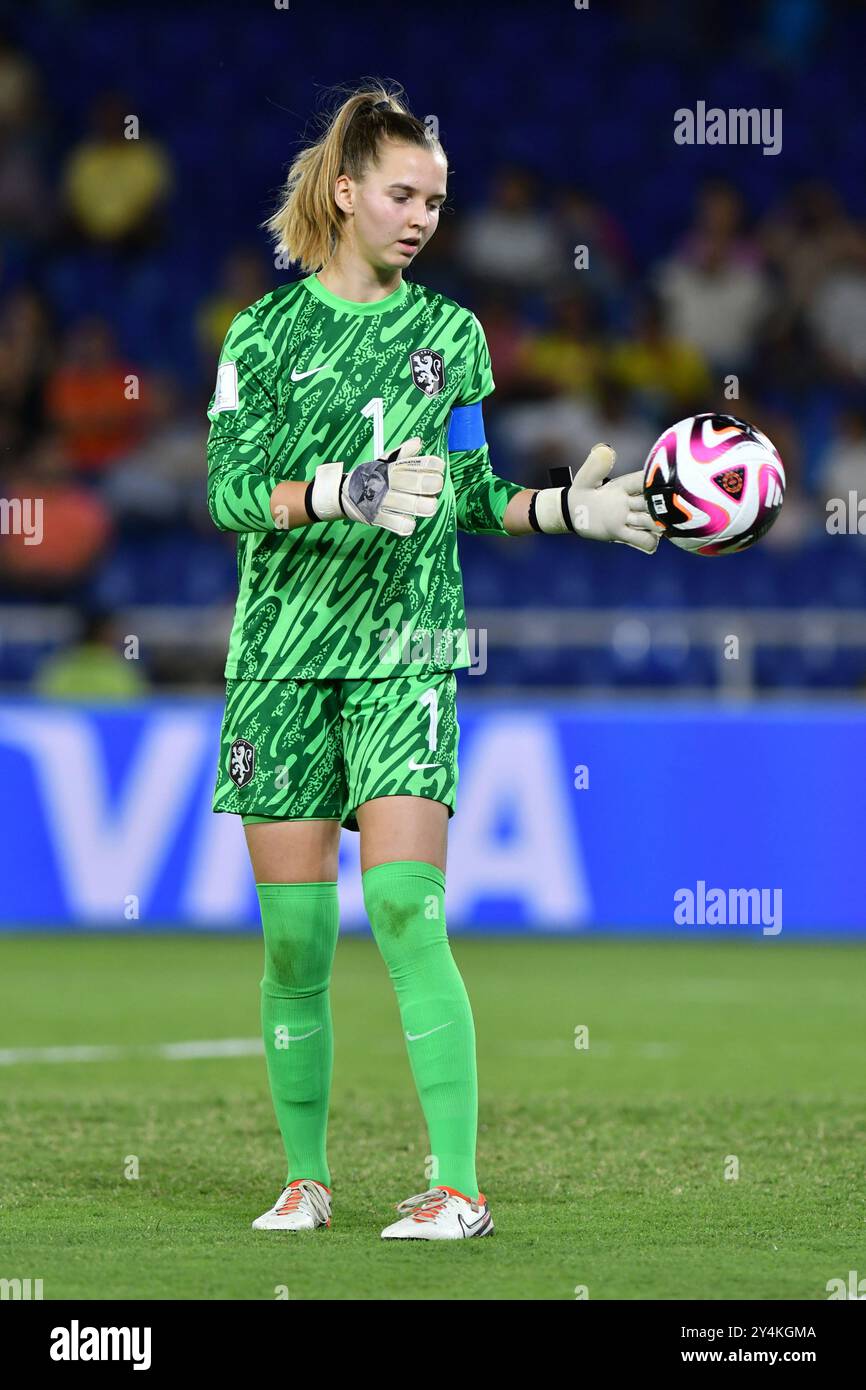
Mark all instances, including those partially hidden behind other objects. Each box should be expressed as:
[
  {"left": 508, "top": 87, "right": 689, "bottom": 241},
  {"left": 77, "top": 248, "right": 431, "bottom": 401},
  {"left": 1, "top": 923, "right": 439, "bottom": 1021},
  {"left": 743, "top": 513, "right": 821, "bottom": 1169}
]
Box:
[
  {"left": 305, "top": 436, "right": 445, "bottom": 537},
  {"left": 528, "top": 443, "right": 659, "bottom": 554}
]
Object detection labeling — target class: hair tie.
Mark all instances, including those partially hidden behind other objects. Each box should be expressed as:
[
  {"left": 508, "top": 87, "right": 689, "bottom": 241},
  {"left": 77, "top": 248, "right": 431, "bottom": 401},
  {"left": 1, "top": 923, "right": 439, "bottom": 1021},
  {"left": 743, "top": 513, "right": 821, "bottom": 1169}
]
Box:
[{"left": 372, "top": 99, "right": 390, "bottom": 111}]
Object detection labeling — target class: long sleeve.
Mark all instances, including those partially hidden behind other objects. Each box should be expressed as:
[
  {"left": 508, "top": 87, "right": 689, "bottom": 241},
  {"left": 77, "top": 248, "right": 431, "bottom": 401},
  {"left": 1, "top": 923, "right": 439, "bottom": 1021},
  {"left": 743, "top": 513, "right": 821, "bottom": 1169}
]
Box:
[
  {"left": 206, "top": 307, "right": 279, "bottom": 532},
  {"left": 450, "top": 312, "right": 523, "bottom": 535},
  {"left": 450, "top": 440, "right": 524, "bottom": 535}
]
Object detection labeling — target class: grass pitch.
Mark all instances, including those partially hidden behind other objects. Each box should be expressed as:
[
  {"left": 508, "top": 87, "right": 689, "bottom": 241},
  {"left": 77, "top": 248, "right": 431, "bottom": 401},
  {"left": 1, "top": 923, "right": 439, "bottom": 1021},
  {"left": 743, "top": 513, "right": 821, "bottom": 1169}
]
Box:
[{"left": 0, "top": 934, "right": 862, "bottom": 1300}]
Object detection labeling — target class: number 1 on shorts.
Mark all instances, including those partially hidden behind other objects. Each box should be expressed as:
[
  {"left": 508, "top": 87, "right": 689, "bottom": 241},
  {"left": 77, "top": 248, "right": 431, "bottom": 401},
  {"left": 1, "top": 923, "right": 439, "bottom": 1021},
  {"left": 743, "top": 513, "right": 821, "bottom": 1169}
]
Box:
[{"left": 419, "top": 686, "right": 439, "bottom": 752}]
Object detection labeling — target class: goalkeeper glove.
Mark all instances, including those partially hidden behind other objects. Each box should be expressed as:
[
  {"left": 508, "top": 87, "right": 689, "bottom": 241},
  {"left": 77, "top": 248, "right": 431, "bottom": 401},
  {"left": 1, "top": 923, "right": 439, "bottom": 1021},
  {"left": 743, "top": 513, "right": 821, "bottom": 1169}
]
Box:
[
  {"left": 528, "top": 443, "right": 659, "bottom": 553},
  {"left": 305, "top": 436, "right": 445, "bottom": 537}
]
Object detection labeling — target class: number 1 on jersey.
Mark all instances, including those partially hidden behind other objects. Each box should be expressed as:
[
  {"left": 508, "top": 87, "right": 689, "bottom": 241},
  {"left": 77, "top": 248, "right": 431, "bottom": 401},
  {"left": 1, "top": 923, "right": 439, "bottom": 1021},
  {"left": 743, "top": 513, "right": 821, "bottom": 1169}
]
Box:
[{"left": 361, "top": 397, "right": 385, "bottom": 461}]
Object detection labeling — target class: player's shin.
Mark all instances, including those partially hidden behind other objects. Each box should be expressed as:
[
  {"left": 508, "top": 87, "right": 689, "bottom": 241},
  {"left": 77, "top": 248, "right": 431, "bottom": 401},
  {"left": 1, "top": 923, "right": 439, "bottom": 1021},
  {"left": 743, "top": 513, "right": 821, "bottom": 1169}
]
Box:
[
  {"left": 362, "top": 860, "right": 480, "bottom": 1202},
  {"left": 257, "top": 882, "right": 340, "bottom": 1188}
]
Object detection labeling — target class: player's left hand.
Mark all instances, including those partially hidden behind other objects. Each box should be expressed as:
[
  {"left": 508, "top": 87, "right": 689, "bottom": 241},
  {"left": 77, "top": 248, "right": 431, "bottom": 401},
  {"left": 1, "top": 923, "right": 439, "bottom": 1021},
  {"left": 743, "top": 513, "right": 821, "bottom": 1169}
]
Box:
[
  {"left": 567, "top": 443, "right": 660, "bottom": 553},
  {"left": 530, "top": 442, "right": 659, "bottom": 553}
]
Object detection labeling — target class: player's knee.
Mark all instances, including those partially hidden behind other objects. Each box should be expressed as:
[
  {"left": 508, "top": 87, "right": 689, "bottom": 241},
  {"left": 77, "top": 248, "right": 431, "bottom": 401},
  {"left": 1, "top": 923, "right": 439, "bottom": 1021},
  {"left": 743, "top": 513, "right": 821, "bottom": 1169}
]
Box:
[
  {"left": 368, "top": 896, "right": 416, "bottom": 938},
  {"left": 261, "top": 958, "right": 326, "bottom": 999},
  {"left": 257, "top": 882, "right": 339, "bottom": 994},
  {"left": 263, "top": 931, "right": 334, "bottom": 993}
]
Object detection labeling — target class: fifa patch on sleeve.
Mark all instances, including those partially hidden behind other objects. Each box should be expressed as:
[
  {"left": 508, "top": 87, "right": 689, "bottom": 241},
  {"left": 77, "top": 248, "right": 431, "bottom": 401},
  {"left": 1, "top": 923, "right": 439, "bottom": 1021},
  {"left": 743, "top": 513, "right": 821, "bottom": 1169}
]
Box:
[
  {"left": 213, "top": 360, "right": 239, "bottom": 412},
  {"left": 447, "top": 402, "right": 486, "bottom": 452}
]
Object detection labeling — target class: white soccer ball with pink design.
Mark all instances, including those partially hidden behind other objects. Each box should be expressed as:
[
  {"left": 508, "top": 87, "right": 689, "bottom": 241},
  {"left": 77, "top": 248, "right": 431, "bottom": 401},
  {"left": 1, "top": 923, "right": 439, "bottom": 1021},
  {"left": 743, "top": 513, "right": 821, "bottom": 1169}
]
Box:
[{"left": 643, "top": 413, "right": 785, "bottom": 555}]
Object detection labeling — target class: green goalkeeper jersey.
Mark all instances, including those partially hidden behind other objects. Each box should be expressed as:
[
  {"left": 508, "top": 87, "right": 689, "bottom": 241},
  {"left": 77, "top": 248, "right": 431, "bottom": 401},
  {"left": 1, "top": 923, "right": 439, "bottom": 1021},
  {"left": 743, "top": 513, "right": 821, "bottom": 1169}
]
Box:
[{"left": 206, "top": 272, "right": 523, "bottom": 681}]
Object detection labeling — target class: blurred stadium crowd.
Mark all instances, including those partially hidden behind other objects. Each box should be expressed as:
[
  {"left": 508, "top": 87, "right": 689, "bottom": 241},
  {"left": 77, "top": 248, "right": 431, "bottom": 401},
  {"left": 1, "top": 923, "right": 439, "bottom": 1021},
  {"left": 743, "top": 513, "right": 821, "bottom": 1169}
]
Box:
[{"left": 1, "top": 2, "right": 865, "bottom": 693}]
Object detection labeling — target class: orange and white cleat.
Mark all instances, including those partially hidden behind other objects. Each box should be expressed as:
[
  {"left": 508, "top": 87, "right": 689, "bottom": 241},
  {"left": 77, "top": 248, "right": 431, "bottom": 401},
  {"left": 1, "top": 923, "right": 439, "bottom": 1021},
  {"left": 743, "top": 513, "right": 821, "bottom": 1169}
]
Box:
[
  {"left": 251, "top": 1178, "right": 331, "bottom": 1231},
  {"left": 380, "top": 1185, "right": 493, "bottom": 1240}
]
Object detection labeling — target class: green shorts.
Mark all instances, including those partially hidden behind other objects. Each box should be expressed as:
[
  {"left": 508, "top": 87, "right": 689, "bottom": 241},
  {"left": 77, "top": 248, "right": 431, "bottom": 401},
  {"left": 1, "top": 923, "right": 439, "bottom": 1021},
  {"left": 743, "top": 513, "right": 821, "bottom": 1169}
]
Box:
[{"left": 212, "top": 670, "right": 459, "bottom": 832}]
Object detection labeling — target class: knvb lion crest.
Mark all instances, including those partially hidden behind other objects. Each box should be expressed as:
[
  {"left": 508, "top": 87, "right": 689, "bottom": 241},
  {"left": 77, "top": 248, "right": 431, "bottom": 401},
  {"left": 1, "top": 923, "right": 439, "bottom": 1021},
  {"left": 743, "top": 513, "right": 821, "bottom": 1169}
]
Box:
[
  {"left": 228, "top": 737, "right": 256, "bottom": 789},
  {"left": 409, "top": 348, "right": 445, "bottom": 397}
]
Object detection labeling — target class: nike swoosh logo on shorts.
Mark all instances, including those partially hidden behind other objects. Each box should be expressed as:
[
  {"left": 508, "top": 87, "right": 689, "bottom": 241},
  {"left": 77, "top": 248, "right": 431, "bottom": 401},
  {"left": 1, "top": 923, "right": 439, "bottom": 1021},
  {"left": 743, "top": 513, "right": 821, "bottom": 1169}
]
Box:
[
  {"left": 286, "top": 1027, "right": 323, "bottom": 1041},
  {"left": 290, "top": 365, "right": 328, "bottom": 380},
  {"left": 408, "top": 758, "right": 440, "bottom": 770},
  {"left": 406, "top": 1021, "right": 453, "bottom": 1042}
]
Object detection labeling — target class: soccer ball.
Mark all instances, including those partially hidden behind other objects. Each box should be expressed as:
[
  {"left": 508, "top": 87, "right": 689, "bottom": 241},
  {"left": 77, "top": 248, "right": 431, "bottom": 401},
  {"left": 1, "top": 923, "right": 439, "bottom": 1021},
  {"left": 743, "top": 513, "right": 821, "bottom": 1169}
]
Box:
[{"left": 643, "top": 413, "right": 786, "bottom": 555}]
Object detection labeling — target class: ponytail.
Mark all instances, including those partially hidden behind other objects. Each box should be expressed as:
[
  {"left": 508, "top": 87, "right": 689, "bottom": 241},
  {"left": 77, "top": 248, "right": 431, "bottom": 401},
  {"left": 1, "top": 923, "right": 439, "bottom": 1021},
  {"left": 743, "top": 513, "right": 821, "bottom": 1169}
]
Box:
[{"left": 263, "top": 81, "right": 444, "bottom": 273}]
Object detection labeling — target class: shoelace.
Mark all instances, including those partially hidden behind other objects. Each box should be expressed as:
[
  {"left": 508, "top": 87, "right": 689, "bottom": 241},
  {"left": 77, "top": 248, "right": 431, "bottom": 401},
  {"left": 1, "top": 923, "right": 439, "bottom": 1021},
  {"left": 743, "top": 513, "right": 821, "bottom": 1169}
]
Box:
[
  {"left": 275, "top": 1179, "right": 330, "bottom": 1223},
  {"left": 394, "top": 1187, "right": 454, "bottom": 1222}
]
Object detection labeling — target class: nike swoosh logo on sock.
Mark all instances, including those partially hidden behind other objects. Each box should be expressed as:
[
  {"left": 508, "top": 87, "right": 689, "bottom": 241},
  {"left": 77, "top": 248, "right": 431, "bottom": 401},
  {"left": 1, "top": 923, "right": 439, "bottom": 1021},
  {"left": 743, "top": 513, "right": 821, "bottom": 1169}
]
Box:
[{"left": 405, "top": 1021, "right": 454, "bottom": 1042}]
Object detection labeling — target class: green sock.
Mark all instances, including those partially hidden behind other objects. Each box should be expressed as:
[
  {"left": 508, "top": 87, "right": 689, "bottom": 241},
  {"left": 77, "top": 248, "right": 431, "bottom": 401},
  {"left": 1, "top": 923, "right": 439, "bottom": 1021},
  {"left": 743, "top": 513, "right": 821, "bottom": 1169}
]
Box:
[
  {"left": 256, "top": 881, "right": 340, "bottom": 1189},
  {"left": 362, "top": 860, "right": 479, "bottom": 1201}
]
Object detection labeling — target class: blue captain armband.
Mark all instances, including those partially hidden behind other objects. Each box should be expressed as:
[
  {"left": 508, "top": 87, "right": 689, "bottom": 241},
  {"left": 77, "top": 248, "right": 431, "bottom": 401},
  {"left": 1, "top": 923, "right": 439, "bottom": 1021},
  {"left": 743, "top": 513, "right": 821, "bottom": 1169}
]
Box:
[{"left": 447, "top": 401, "right": 486, "bottom": 452}]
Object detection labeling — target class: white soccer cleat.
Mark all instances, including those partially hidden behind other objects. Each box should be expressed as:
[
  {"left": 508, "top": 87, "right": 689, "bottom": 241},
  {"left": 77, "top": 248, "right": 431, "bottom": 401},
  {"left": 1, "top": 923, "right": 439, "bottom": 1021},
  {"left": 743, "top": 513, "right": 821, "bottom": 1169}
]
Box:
[
  {"left": 380, "top": 1185, "right": 494, "bottom": 1240},
  {"left": 251, "top": 1178, "right": 331, "bottom": 1231}
]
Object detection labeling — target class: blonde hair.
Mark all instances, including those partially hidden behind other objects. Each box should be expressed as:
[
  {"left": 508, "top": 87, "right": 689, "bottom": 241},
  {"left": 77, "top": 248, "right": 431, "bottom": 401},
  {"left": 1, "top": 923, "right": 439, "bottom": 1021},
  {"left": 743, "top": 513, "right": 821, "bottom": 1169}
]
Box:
[{"left": 263, "top": 80, "right": 445, "bottom": 273}]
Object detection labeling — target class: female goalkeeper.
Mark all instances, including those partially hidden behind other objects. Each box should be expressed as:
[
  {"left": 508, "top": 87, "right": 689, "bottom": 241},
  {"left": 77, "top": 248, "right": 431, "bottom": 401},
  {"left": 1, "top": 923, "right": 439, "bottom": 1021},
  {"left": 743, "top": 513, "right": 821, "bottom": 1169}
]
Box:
[{"left": 207, "top": 83, "right": 658, "bottom": 1241}]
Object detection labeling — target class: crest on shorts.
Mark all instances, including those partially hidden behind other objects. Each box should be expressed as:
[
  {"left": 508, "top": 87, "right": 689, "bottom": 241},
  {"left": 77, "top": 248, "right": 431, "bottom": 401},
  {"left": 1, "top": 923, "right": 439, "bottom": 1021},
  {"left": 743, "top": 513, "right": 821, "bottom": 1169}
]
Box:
[
  {"left": 228, "top": 737, "right": 256, "bottom": 788},
  {"left": 409, "top": 348, "right": 445, "bottom": 397}
]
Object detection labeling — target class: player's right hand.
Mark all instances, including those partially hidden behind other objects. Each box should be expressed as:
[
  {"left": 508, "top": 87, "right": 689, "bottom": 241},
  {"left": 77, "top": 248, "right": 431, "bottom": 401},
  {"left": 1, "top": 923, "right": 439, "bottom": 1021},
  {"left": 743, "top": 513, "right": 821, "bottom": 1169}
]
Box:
[{"left": 306, "top": 437, "right": 445, "bottom": 537}]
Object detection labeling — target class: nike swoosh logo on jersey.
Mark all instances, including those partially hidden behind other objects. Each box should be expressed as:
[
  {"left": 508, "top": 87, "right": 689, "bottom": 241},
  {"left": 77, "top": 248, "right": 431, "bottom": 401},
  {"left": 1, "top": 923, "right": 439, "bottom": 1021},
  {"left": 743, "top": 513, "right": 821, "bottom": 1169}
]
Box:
[
  {"left": 406, "top": 1021, "right": 453, "bottom": 1042},
  {"left": 290, "top": 364, "right": 328, "bottom": 380},
  {"left": 408, "top": 759, "right": 440, "bottom": 770}
]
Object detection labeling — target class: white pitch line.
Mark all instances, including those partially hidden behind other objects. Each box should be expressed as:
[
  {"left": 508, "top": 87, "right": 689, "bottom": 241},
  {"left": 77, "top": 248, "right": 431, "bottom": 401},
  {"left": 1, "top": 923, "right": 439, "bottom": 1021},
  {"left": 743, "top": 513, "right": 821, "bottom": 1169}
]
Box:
[
  {"left": 0, "top": 1043, "right": 127, "bottom": 1065},
  {"left": 634, "top": 1042, "right": 682, "bottom": 1059},
  {"left": 0, "top": 1038, "right": 264, "bottom": 1067},
  {"left": 158, "top": 1039, "right": 263, "bottom": 1060},
  {"left": 0, "top": 1037, "right": 684, "bottom": 1066}
]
